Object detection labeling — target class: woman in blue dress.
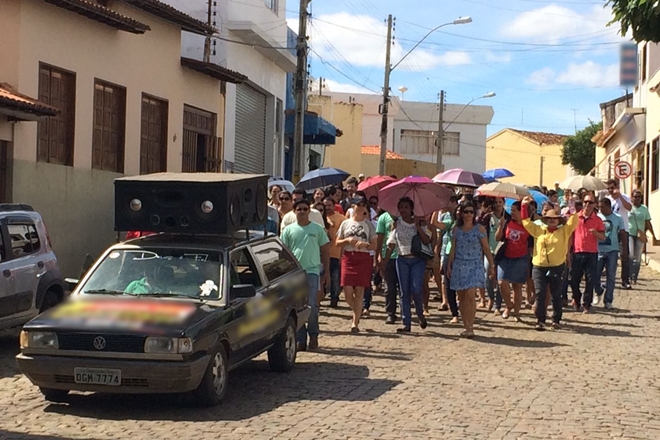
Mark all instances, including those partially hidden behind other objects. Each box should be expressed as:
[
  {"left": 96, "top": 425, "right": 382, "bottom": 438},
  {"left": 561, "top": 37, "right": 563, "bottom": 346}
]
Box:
[{"left": 447, "top": 202, "right": 495, "bottom": 338}]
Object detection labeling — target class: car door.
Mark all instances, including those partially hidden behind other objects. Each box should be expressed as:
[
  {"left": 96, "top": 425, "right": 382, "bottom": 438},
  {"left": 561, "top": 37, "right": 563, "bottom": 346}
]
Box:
[
  {"left": 250, "top": 238, "right": 306, "bottom": 346},
  {"left": 224, "top": 247, "right": 268, "bottom": 364},
  {"left": 3, "top": 217, "right": 40, "bottom": 318},
  {"left": 0, "top": 220, "right": 17, "bottom": 321}
]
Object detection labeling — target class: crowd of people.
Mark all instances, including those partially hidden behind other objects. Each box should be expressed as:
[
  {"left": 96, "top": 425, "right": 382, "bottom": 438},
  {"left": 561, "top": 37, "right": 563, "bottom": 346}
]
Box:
[{"left": 272, "top": 176, "right": 658, "bottom": 349}]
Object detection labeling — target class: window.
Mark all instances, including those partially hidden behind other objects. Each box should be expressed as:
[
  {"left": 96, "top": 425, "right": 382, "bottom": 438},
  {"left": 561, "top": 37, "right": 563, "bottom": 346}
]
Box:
[
  {"left": 0, "top": 141, "right": 7, "bottom": 203},
  {"left": 38, "top": 64, "right": 76, "bottom": 166},
  {"left": 251, "top": 240, "right": 298, "bottom": 282},
  {"left": 443, "top": 131, "right": 460, "bottom": 156},
  {"left": 642, "top": 44, "right": 648, "bottom": 83},
  {"left": 8, "top": 223, "right": 40, "bottom": 258},
  {"left": 229, "top": 248, "right": 263, "bottom": 290},
  {"left": 265, "top": 0, "right": 277, "bottom": 12},
  {"left": 140, "top": 94, "right": 168, "bottom": 174},
  {"left": 400, "top": 129, "right": 434, "bottom": 154},
  {"left": 93, "top": 80, "right": 126, "bottom": 173},
  {"left": 652, "top": 137, "right": 659, "bottom": 192},
  {"left": 0, "top": 225, "right": 4, "bottom": 261}
]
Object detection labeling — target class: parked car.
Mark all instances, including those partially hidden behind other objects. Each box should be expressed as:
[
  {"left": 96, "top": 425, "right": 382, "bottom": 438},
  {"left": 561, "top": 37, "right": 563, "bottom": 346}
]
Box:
[
  {"left": 16, "top": 231, "right": 310, "bottom": 406},
  {"left": 0, "top": 204, "right": 65, "bottom": 331}
]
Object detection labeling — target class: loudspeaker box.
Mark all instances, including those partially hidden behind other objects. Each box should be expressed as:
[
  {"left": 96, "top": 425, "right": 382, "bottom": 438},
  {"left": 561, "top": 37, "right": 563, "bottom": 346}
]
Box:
[{"left": 114, "top": 173, "right": 268, "bottom": 234}]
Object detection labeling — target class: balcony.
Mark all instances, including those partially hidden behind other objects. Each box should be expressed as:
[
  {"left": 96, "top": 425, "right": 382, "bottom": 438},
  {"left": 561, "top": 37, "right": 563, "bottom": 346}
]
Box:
[{"left": 226, "top": 21, "right": 297, "bottom": 72}]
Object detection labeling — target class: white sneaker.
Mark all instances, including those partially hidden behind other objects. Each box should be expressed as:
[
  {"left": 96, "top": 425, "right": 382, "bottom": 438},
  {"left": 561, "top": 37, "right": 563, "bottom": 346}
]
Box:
[
  {"left": 604, "top": 302, "right": 613, "bottom": 309},
  {"left": 592, "top": 295, "right": 601, "bottom": 306}
]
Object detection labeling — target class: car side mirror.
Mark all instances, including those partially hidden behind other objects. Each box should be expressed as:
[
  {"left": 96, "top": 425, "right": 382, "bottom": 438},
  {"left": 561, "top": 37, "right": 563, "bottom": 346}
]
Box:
[
  {"left": 64, "top": 278, "right": 79, "bottom": 292},
  {"left": 231, "top": 284, "right": 256, "bottom": 299}
]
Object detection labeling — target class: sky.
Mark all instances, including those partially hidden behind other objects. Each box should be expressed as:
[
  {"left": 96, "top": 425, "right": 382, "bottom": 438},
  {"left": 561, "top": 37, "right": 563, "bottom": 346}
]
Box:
[{"left": 285, "top": 0, "right": 629, "bottom": 137}]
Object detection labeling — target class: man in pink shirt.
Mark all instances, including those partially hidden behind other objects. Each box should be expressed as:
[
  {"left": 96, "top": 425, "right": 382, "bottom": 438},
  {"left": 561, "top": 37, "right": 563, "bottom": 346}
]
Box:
[{"left": 570, "top": 193, "right": 606, "bottom": 313}]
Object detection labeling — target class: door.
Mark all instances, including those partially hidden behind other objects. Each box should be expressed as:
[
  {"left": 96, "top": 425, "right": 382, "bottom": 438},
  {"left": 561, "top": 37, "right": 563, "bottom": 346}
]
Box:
[
  {"left": 0, "top": 141, "right": 7, "bottom": 203},
  {"left": 0, "top": 222, "right": 15, "bottom": 318},
  {"left": 234, "top": 84, "right": 267, "bottom": 174},
  {"left": 2, "top": 218, "right": 41, "bottom": 317},
  {"left": 140, "top": 94, "right": 168, "bottom": 175},
  {"left": 182, "top": 106, "right": 219, "bottom": 172}
]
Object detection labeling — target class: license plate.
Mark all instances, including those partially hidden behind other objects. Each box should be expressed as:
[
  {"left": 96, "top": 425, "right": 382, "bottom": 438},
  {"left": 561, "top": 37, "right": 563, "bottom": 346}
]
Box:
[{"left": 74, "top": 368, "right": 121, "bottom": 386}]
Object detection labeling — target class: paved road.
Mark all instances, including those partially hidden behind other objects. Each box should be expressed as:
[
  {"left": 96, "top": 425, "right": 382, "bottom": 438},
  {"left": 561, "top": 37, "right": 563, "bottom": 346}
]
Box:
[{"left": 2, "top": 267, "right": 660, "bottom": 439}]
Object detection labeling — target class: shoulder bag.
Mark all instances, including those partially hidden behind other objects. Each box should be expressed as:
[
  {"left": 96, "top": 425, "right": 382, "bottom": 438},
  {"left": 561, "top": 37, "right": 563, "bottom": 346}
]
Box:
[
  {"left": 411, "top": 234, "right": 435, "bottom": 261},
  {"left": 493, "top": 219, "right": 511, "bottom": 263}
]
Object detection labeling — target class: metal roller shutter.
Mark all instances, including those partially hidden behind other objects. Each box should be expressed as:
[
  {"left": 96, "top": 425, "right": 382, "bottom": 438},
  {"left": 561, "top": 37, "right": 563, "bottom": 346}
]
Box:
[{"left": 234, "top": 84, "right": 267, "bottom": 174}]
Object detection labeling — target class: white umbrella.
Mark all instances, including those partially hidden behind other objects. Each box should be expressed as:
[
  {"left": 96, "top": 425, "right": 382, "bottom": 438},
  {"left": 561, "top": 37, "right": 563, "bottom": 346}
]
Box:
[
  {"left": 475, "top": 182, "right": 531, "bottom": 200},
  {"left": 560, "top": 175, "right": 606, "bottom": 192}
]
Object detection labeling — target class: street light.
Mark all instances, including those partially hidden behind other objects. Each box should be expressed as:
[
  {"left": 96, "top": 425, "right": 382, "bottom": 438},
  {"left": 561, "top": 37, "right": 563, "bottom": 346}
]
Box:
[
  {"left": 379, "top": 16, "right": 472, "bottom": 176},
  {"left": 444, "top": 92, "right": 496, "bottom": 132}
]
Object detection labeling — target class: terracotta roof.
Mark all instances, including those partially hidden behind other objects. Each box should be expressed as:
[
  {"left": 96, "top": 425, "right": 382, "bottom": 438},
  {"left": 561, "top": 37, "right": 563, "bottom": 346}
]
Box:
[
  {"left": 181, "top": 57, "right": 247, "bottom": 84},
  {"left": 361, "top": 145, "right": 405, "bottom": 160},
  {"left": 509, "top": 129, "right": 568, "bottom": 145},
  {"left": 120, "top": 0, "right": 216, "bottom": 35},
  {"left": 0, "top": 83, "right": 58, "bottom": 119},
  {"left": 44, "top": 0, "right": 151, "bottom": 34}
]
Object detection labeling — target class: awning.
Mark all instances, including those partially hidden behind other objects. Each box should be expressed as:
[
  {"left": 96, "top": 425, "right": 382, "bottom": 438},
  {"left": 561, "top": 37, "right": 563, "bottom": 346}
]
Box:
[
  {"left": 284, "top": 110, "right": 337, "bottom": 145},
  {"left": 44, "top": 0, "right": 151, "bottom": 34},
  {"left": 0, "top": 84, "right": 58, "bottom": 121},
  {"left": 181, "top": 57, "right": 247, "bottom": 84}
]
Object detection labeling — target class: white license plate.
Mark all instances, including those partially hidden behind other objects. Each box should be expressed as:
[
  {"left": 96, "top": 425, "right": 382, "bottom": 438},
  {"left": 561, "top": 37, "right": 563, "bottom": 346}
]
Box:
[{"left": 74, "top": 368, "right": 121, "bottom": 386}]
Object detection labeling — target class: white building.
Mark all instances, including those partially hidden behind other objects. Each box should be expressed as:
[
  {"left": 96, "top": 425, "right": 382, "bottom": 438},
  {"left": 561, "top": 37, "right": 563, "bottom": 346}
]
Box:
[{"left": 170, "top": 0, "right": 296, "bottom": 175}]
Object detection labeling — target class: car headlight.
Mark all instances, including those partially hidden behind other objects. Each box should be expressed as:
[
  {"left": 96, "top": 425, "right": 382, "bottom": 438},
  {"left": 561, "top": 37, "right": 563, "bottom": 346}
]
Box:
[
  {"left": 144, "top": 337, "right": 193, "bottom": 354},
  {"left": 20, "top": 331, "right": 58, "bottom": 349}
]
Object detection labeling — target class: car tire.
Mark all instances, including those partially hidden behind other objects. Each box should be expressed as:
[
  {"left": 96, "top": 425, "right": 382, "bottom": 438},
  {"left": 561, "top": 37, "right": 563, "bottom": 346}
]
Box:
[
  {"left": 39, "top": 387, "right": 69, "bottom": 403},
  {"left": 267, "top": 316, "right": 297, "bottom": 373},
  {"left": 39, "top": 289, "right": 60, "bottom": 314},
  {"left": 191, "top": 344, "right": 229, "bottom": 407}
]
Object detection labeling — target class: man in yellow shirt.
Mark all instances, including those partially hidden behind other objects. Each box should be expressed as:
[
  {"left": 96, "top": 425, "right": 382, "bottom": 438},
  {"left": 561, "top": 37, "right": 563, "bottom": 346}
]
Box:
[{"left": 521, "top": 196, "right": 578, "bottom": 331}]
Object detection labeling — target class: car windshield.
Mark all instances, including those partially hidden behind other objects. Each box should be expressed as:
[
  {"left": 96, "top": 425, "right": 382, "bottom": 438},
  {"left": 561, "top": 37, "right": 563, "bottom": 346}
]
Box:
[{"left": 79, "top": 248, "right": 224, "bottom": 300}]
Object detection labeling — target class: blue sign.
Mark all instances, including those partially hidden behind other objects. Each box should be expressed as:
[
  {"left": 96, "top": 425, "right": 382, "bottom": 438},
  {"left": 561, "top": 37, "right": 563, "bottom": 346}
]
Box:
[{"left": 620, "top": 42, "right": 638, "bottom": 87}]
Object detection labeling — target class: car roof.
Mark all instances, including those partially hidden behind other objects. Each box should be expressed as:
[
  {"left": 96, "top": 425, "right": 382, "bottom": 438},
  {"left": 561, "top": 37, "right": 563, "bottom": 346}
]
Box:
[{"left": 122, "top": 230, "right": 275, "bottom": 251}]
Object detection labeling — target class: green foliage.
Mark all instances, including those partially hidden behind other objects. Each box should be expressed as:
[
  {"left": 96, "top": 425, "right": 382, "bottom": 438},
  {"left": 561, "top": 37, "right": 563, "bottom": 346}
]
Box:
[
  {"left": 561, "top": 122, "right": 603, "bottom": 176},
  {"left": 607, "top": 0, "right": 660, "bottom": 42}
]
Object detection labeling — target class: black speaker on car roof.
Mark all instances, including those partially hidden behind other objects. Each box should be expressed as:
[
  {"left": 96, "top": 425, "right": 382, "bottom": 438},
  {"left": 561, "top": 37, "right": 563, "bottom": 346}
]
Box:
[{"left": 114, "top": 173, "right": 268, "bottom": 234}]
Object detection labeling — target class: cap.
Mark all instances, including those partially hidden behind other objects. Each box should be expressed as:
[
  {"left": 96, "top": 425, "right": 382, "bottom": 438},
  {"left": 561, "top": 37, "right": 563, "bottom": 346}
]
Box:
[{"left": 358, "top": 173, "right": 365, "bottom": 178}]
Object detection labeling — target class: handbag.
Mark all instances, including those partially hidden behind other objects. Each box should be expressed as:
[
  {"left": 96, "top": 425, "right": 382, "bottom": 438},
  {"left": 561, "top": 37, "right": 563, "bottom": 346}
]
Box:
[
  {"left": 411, "top": 234, "right": 434, "bottom": 261},
  {"left": 493, "top": 219, "right": 511, "bottom": 264}
]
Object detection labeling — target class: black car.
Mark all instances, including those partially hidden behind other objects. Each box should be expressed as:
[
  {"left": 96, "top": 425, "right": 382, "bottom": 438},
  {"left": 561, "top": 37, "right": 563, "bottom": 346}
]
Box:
[{"left": 16, "top": 231, "right": 310, "bottom": 406}]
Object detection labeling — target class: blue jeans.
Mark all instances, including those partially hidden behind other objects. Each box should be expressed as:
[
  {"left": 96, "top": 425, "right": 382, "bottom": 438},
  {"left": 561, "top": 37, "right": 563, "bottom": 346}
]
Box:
[
  {"left": 596, "top": 250, "right": 618, "bottom": 304},
  {"left": 629, "top": 236, "right": 644, "bottom": 282},
  {"left": 363, "top": 283, "right": 372, "bottom": 310},
  {"left": 485, "top": 256, "right": 502, "bottom": 309},
  {"left": 297, "top": 273, "right": 320, "bottom": 345},
  {"left": 571, "top": 252, "right": 598, "bottom": 308},
  {"left": 329, "top": 258, "right": 341, "bottom": 302},
  {"left": 396, "top": 257, "right": 426, "bottom": 327}
]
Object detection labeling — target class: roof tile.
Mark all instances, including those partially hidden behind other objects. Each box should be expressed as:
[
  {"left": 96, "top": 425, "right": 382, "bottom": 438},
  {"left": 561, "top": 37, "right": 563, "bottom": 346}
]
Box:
[
  {"left": 509, "top": 129, "right": 568, "bottom": 145},
  {"left": 0, "top": 83, "right": 58, "bottom": 117},
  {"left": 44, "top": 0, "right": 151, "bottom": 33},
  {"left": 361, "top": 145, "right": 405, "bottom": 160}
]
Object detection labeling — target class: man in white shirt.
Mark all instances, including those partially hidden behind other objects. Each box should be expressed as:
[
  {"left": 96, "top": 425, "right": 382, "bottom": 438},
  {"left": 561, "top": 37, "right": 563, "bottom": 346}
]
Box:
[
  {"left": 280, "top": 188, "right": 325, "bottom": 230},
  {"left": 606, "top": 179, "right": 633, "bottom": 289}
]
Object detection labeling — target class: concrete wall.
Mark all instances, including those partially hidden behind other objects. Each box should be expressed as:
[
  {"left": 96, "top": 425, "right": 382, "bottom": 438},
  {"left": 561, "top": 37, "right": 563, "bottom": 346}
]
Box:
[
  {"left": 645, "top": 69, "right": 660, "bottom": 230},
  {"left": 361, "top": 156, "right": 436, "bottom": 179},
  {"left": 0, "top": 1, "right": 225, "bottom": 277},
  {"left": 486, "top": 131, "right": 567, "bottom": 187},
  {"left": 317, "top": 99, "right": 364, "bottom": 179}
]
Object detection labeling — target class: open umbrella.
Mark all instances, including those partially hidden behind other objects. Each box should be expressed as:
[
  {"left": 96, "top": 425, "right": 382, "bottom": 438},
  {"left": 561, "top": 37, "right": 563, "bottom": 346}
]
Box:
[
  {"left": 357, "top": 175, "right": 396, "bottom": 199},
  {"left": 483, "top": 168, "right": 514, "bottom": 182},
  {"left": 379, "top": 176, "right": 453, "bottom": 217},
  {"left": 268, "top": 178, "right": 295, "bottom": 193},
  {"left": 297, "top": 167, "right": 350, "bottom": 190},
  {"left": 475, "top": 182, "right": 531, "bottom": 200},
  {"left": 433, "top": 168, "right": 487, "bottom": 188},
  {"left": 505, "top": 189, "right": 548, "bottom": 214},
  {"left": 560, "top": 175, "right": 606, "bottom": 192}
]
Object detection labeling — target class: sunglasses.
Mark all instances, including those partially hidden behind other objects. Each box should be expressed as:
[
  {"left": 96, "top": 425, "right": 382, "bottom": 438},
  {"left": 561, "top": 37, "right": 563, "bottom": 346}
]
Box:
[
  {"left": 584, "top": 200, "right": 595, "bottom": 205},
  {"left": 462, "top": 210, "right": 475, "bottom": 215},
  {"left": 296, "top": 207, "right": 309, "bottom": 212},
  {"left": 279, "top": 197, "right": 291, "bottom": 201}
]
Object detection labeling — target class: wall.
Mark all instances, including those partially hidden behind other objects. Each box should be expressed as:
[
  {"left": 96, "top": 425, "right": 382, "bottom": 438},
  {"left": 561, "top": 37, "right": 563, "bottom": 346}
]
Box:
[
  {"left": 0, "top": 1, "right": 225, "bottom": 276},
  {"left": 320, "top": 99, "right": 364, "bottom": 179},
  {"left": 645, "top": 69, "right": 660, "bottom": 230},
  {"left": 361, "top": 156, "right": 436, "bottom": 179},
  {"left": 486, "top": 131, "right": 566, "bottom": 187}
]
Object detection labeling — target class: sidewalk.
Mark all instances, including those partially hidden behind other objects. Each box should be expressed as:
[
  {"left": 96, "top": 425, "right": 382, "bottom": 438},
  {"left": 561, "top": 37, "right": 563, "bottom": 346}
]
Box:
[{"left": 642, "top": 241, "right": 660, "bottom": 273}]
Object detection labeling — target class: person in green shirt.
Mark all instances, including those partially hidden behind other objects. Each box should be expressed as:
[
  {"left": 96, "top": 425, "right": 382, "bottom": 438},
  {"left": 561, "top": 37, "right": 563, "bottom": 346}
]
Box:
[
  {"left": 629, "top": 190, "right": 658, "bottom": 283},
  {"left": 280, "top": 199, "right": 330, "bottom": 351}
]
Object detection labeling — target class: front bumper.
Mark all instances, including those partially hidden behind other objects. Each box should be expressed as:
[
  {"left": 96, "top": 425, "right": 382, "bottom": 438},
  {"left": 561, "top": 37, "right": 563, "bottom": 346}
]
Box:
[{"left": 16, "top": 353, "right": 210, "bottom": 394}]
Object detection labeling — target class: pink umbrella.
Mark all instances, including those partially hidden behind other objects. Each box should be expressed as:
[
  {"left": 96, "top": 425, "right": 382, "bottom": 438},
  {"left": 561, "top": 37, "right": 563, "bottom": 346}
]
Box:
[
  {"left": 433, "top": 168, "right": 486, "bottom": 188},
  {"left": 357, "top": 175, "right": 396, "bottom": 199},
  {"left": 379, "top": 176, "right": 453, "bottom": 217}
]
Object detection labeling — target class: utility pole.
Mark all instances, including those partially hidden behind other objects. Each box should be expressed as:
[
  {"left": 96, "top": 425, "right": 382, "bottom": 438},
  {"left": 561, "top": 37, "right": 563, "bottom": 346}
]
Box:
[
  {"left": 435, "top": 90, "right": 445, "bottom": 173},
  {"left": 540, "top": 156, "right": 545, "bottom": 186},
  {"left": 293, "top": 0, "right": 310, "bottom": 182},
  {"left": 319, "top": 77, "right": 324, "bottom": 96},
  {"left": 203, "top": 0, "right": 213, "bottom": 62},
  {"left": 378, "top": 14, "right": 393, "bottom": 176}
]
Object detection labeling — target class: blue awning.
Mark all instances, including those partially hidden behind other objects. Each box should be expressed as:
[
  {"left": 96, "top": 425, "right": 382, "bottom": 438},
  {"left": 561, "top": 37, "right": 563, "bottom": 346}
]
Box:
[{"left": 284, "top": 111, "right": 337, "bottom": 145}]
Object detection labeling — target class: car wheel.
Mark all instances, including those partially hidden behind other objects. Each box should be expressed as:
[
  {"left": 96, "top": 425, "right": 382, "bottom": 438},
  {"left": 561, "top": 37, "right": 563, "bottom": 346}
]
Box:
[
  {"left": 268, "top": 316, "right": 297, "bottom": 373},
  {"left": 39, "top": 289, "right": 60, "bottom": 314},
  {"left": 39, "top": 387, "right": 69, "bottom": 403},
  {"left": 191, "top": 344, "right": 228, "bottom": 407}
]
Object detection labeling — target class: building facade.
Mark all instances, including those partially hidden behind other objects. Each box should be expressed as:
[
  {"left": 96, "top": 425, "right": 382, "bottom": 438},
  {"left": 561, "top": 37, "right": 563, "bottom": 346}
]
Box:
[{"left": 0, "top": 0, "right": 242, "bottom": 276}]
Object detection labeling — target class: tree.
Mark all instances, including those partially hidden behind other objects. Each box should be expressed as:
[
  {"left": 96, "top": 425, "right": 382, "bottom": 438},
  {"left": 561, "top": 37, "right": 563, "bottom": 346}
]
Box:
[
  {"left": 607, "top": 0, "right": 660, "bottom": 42},
  {"left": 561, "top": 121, "right": 602, "bottom": 176}
]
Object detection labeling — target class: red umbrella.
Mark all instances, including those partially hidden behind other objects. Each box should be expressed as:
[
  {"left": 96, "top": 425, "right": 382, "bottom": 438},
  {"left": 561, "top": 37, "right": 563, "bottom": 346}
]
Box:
[
  {"left": 357, "top": 175, "right": 396, "bottom": 199},
  {"left": 379, "top": 176, "right": 453, "bottom": 217}
]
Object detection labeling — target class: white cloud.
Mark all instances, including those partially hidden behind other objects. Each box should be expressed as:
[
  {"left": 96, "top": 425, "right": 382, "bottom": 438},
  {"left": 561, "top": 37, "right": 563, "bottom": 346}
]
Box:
[
  {"left": 485, "top": 52, "right": 513, "bottom": 63},
  {"left": 295, "top": 12, "right": 471, "bottom": 71},
  {"left": 501, "top": 5, "right": 619, "bottom": 43},
  {"left": 527, "top": 61, "right": 618, "bottom": 89},
  {"left": 323, "top": 79, "right": 373, "bottom": 94}
]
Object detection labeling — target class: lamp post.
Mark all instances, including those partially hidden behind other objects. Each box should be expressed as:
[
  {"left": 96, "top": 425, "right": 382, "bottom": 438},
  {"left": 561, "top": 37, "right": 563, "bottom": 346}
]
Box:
[
  {"left": 436, "top": 92, "right": 496, "bottom": 172},
  {"left": 378, "top": 16, "right": 472, "bottom": 176}
]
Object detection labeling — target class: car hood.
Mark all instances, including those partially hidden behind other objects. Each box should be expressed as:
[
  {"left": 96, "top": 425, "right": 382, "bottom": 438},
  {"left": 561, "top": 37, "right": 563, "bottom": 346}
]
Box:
[{"left": 25, "top": 296, "right": 221, "bottom": 336}]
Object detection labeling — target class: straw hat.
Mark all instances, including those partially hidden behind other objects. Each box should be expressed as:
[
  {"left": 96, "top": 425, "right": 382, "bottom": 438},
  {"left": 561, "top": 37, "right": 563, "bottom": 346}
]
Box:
[{"left": 542, "top": 209, "right": 562, "bottom": 219}]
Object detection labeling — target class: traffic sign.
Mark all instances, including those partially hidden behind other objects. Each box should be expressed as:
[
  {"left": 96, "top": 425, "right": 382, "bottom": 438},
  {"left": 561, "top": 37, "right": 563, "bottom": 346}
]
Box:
[{"left": 614, "top": 161, "right": 632, "bottom": 179}]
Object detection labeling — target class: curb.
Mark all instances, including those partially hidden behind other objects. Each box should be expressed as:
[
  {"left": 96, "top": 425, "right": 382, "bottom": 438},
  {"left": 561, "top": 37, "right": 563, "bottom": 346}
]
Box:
[{"left": 647, "top": 257, "right": 660, "bottom": 274}]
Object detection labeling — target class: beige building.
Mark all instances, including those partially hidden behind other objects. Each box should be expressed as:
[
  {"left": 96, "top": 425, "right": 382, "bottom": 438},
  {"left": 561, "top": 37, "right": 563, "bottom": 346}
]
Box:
[
  {"left": 0, "top": 0, "right": 246, "bottom": 277},
  {"left": 486, "top": 129, "right": 572, "bottom": 187}
]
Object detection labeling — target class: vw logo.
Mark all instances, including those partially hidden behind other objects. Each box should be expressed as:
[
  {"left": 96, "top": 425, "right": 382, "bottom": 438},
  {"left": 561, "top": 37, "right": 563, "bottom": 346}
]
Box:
[{"left": 93, "top": 336, "right": 107, "bottom": 350}]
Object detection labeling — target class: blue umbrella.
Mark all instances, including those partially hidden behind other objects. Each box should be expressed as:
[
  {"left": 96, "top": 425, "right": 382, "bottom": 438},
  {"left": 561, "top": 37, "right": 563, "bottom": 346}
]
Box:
[
  {"left": 297, "top": 167, "right": 350, "bottom": 190},
  {"left": 505, "top": 190, "right": 549, "bottom": 215},
  {"left": 483, "top": 168, "right": 514, "bottom": 182}
]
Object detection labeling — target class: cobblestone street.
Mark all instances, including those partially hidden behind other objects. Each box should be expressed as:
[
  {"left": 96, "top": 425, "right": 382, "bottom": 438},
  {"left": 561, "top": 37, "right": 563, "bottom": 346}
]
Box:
[{"left": 1, "top": 267, "right": 660, "bottom": 439}]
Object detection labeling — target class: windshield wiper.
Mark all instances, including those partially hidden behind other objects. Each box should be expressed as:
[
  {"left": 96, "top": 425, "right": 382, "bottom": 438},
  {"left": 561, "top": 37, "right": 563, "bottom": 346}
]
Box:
[
  {"left": 83, "top": 289, "right": 128, "bottom": 295},
  {"left": 133, "top": 292, "right": 205, "bottom": 300}
]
